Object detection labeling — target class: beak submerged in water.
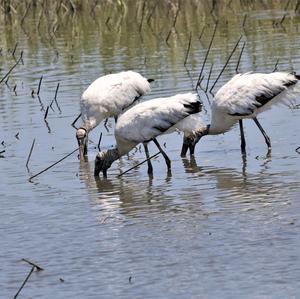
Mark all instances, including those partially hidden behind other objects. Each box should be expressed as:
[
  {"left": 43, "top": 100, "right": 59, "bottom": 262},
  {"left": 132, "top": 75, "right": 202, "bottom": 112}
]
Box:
[
  {"left": 94, "top": 151, "right": 108, "bottom": 177},
  {"left": 180, "top": 133, "right": 203, "bottom": 157}
]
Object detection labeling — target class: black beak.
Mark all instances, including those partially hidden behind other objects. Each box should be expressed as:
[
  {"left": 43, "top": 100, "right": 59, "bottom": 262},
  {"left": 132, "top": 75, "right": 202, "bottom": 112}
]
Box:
[
  {"left": 181, "top": 134, "right": 202, "bottom": 157},
  {"left": 77, "top": 136, "right": 87, "bottom": 161},
  {"left": 79, "top": 144, "right": 85, "bottom": 160},
  {"left": 94, "top": 163, "right": 101, "bottom": 176},
  {"left": 181, "top": 143, "right": 189, "bottom": 157},
  {"left": 94, "top": 159, "right": 108, "bottom": 178}
]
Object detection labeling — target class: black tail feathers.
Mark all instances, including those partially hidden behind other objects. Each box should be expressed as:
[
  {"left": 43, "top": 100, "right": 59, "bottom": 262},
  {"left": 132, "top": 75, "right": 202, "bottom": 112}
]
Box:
[
  {"left": 291, "top": 72, "right": 300, "bottom": 80},
  {"left": 147, "top": 78, "right": 155, "bottom": 83},
  {"left": 183, "top": 101, "right": 202, "bottom": 114}
]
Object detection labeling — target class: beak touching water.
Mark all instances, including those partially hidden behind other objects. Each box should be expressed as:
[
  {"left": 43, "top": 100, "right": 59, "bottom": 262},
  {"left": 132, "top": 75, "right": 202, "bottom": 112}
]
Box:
[
  {"left": 76, "top": 128, "right": 87, "bottom": 160},
  {"left": 180, "top": 133, "right": 203, "bottom": 157},
  {"left": 94, "top": 152, "right": 108, "bottom": 178}
]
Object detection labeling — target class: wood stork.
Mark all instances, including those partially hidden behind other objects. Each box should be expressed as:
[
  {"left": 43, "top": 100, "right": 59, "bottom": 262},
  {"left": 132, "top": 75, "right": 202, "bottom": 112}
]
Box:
[
  {"left": 76, "top": 71, "right": 153, "bottom": 160},
  {"left": 94, "top": 93, "right": 204, "bottom": 177},
  {"left": 181, "top": 72, "right": 300, "bottom": 156}
]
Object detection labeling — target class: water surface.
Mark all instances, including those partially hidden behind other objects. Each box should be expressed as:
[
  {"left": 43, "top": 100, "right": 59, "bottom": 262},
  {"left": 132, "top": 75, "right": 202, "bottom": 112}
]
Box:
[{"left": 1, "top": 1, "right": 300, "bottom": 298}]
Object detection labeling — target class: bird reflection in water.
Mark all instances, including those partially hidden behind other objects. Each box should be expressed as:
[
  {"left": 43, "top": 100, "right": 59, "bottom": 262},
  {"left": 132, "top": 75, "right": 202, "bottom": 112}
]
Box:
[{"left": 78, "top": 159, "right": 174, "bottom": 220}]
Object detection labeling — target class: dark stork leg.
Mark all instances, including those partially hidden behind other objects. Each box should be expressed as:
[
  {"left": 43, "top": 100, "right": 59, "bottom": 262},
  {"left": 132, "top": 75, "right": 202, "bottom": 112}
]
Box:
[
  {"left": 143, "top": 143, "right": 153, "bottom": 175},
  {"left": 114, "top": 116, "right": 118, "bottom": 124},
  {"left": 253, "top": 117, "right": 271, "bottom": 150},
  {"left": 239, "top": 120, "right": 246, "bottom": 155},
  {"left": 152, "top": 138, "right": 171, "bottom": 170}
]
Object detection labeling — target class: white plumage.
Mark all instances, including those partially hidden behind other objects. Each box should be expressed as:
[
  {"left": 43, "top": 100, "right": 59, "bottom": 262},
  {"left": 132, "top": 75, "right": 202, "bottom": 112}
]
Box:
[
  {"left": 76, "top": 71, "right": 152, "bottom": 160},
  {"left": 181, "top": 71, "right": 300, "bottom": 156},
  {"left": 94, "top": 93, "right": 203, "bottom": 177}
]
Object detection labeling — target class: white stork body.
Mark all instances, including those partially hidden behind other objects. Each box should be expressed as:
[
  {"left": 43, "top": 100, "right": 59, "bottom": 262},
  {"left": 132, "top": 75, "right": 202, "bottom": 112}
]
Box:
[
  {"left": 181, "top": 72, "right": 300, "bottom": 156},
  {"left": 76, "top": 71, "right": 152, "bottom": 160},
  {"left": 94, "top": 93, "right": 203, "bottom": 177}
]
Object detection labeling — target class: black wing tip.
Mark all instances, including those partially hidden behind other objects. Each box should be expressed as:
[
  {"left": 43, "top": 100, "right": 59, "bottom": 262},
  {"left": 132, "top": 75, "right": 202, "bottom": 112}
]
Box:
[
  {"left": 147, "top": 78, "right": 155, "bottom": 83},
  {"left": 183, "top": 101, "right": 202, "bottom": 114}
]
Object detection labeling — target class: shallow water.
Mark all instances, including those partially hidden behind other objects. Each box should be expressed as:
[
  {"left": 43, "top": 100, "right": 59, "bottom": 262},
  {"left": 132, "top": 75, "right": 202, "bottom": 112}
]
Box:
[{"left": 1, "top": 1, "right": 300, "bottom": 298}]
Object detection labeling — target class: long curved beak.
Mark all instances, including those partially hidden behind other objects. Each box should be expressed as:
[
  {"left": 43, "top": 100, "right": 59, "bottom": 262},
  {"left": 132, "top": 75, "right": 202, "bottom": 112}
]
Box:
[
  {"left": 94, "top": 163, "right": 101, "bottom": 177},
  {"left": 181, "top": 142, "right": 189, "bottom": 157},
  {"left": 181, "top": 134, "right": 202, "bottom": 157},
  {"left": 94, "top": 164, "right": 107, "bottom": 178},
  {"left": 79, "top": 144, "right": 85, "bottom": 160},
  {"left": 77, "top": 136, "right": 87, "bottom": 161}
]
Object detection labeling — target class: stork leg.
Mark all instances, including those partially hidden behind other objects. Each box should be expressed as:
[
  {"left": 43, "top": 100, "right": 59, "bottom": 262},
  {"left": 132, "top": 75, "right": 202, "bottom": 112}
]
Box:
[
  {"left": 114, "top": 116, "right": 118, "bottom": 124},
  {"left": 253, "top": 117, "right": 271, "bottom": 150},
  {"left": 143, "top": 143, "right": 153, "bottom": 175},
  {"left": 152, "top": 138, "right": 171, "bottom": 170},
  {"left": 239, "top": 120, "right": 246, "bottom": 155}
]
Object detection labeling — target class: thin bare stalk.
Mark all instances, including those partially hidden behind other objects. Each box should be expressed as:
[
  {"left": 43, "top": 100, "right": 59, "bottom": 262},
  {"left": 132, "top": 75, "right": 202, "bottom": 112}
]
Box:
[
  {"left": 54, "top": 82, "right": 60, "bottom": 100},
  {"left": 184, "top": 32, "right": 192, "bottom": 66},
  {"left": 147, "top": 0, "right": 158, "bottom": 24},
  {"left": 26, "top": 138, "right": 36, "bottom": 168},
  {"left": 139, "top": 0, "right": 146, "bottom": 32},
  {"left": 13, "top": 266, "right": 35, "bottom": 299},
  {"left": 37, "top": 75, "right": 43, "bottom": 95},
  {"left": 20, "top": 1, "right": 31, "bottom": 26},
  {"left": 28, "top": 148, "right": 78, "bottom": 181},
  {"left": 210, "top": 35, "right": 242, "bottom": 92},
  {"left": 235, "top": 41, "right": 246, "bottom": 73},
  {"left": 205, "top": 63, "right": 213, "bottom": 93},
  {"left": 97, "top": 132, "right": 102, "bottom": 151},
  {"left": 242, "top": 13, "right": 247, "bottom": 28},
  {"left": 117, "top": 152, "right": 160, "bottom": 177},
  {"left": 272, "top": 58, "right": 280, "bottom": 72},
  {"left": 21, "top": 258, "right": 44, "bottom": 271},
  {"left": 0, "top": 51, "right": 23, "bottom": 84},
  {"left": 71, "top": 113, "right": 81, "bottom": 129},
  {"left": 198, "top": 24, "right": 206, "bottom": 41},
  {"left": 44, "top": 106, "right": 49, "bottom": 119},
  {"left": 195, "top": 21, "right": 218, "bottom": 89},
  {"left": 12, "top": 42, "right": 18, "bottom": 57}
]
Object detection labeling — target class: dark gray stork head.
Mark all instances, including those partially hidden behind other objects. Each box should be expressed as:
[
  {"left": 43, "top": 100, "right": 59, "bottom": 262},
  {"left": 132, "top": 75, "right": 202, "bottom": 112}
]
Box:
[{"left": 94, "top": 149, "right": 119, "bottom": 177}]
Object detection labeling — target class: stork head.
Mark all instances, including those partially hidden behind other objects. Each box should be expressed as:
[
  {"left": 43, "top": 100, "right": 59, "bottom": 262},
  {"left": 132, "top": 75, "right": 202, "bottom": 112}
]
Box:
[
  {"left": 94, "top": 149, "right": 119, "bottom": 178},
  {"left": 76, "top": 128, "right": 88, "bottom": 160},
  {"left": 180, "top": 125, "right": 210, "bottom": 157}
]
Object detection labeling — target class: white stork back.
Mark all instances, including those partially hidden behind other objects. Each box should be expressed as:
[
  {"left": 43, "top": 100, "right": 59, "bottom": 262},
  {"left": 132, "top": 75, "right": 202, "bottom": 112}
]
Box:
[
  {"left": 94, "top": 93, "right": 203, "bottom": 176},
  {"left": 181, "top": 71, "right": 300, "bottom": 156},
  {"left": 76, "top": 70, "right": 152, "bottom": 160}
]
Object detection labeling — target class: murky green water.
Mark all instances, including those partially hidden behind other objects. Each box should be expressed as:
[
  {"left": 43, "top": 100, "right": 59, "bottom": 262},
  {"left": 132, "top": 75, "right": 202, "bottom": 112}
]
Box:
[{"left": 1, "top": 1, "right": 300, "bottom": 298}]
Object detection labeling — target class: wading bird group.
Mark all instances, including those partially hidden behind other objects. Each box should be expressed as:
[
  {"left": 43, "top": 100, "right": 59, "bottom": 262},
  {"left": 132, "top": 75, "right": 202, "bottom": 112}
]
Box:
[{"left": 77, "top": 70, "right": 300, "bottom": 178}]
